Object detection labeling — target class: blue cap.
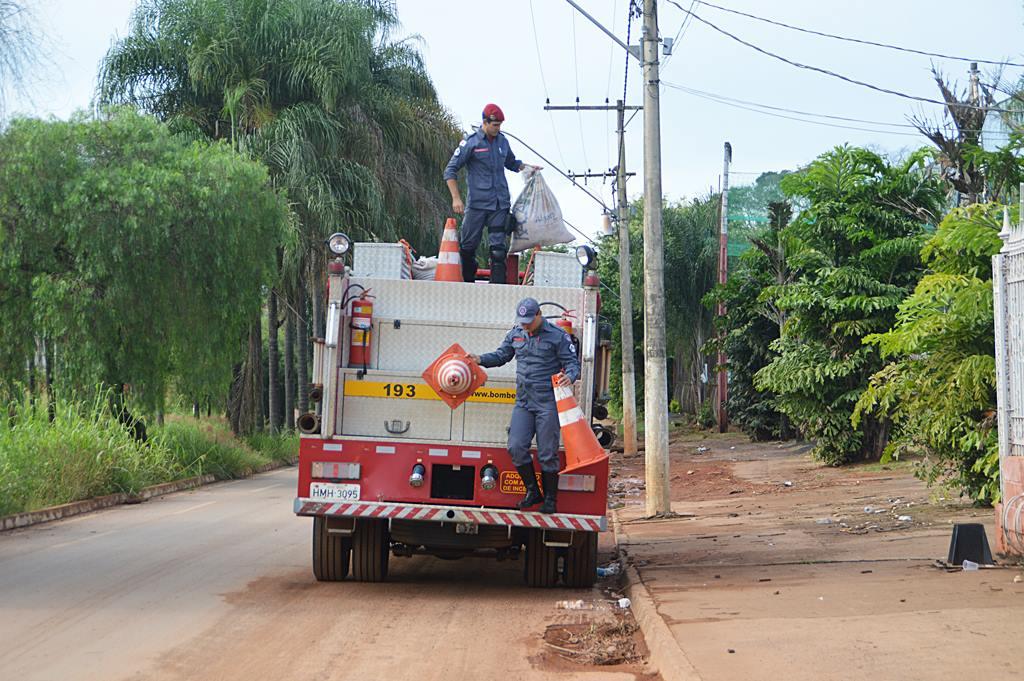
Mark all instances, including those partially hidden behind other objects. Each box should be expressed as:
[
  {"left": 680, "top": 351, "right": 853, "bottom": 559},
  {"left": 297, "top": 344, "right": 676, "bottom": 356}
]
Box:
[{"left": 515, "top": 297, "right": 540, "bottom": 324}]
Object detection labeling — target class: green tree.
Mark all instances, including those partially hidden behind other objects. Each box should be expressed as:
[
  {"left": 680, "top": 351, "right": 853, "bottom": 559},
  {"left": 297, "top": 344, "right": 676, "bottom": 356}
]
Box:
[
  {"left": 0, "top": 110, "right": 288, "bottom": 417},
  {"left": 854, "top": 204, "right": 1004, "bottom": 502},
  {"left": 598, "top": 195, "right": 720, "bottom": 418},
  {"left": 99, "top": 0, "right": 460, "bottom": 433},
  {"left": 755, "top": 146, "right": 944, "bottom": 464},
  {"left": 706, "top": 202, "right": 798, "bottom": 440}
]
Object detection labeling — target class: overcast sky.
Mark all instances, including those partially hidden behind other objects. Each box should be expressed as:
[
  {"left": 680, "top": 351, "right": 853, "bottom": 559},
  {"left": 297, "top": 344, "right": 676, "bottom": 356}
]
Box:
[{"left": 7, "top": 0, "right": 1024, "bottom": 242}]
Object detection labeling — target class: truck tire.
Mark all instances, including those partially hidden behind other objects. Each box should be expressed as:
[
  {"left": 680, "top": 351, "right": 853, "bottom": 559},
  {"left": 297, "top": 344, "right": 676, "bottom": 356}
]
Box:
[
  {"left": 562, "top": 531, "right": 598, "bottom": 588},
  {"left": 524, "top": 529, "right": 559, "bottom": 587},
  {"left": 312, "top": 516, "right": 351, "bottom": 582},
  {"left": 351, "top": 518, "right": 390, "bottom": 582}
]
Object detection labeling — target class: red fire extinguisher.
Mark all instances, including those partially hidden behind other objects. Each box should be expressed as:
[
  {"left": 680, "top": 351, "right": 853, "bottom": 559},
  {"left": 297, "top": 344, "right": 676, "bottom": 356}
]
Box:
[
  {"left": 556, "top": 310, "right": 577, "bottom": 337},
  {"left": 348, "top": 292, "right": 374, "bottom": 368}
]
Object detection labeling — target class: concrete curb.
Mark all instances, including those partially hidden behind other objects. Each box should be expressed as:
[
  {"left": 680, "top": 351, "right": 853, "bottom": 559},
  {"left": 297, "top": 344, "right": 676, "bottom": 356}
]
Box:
[
  {"left": 1, "top": 459, "right": 296, "bottom": 532},
  {"left": 612, "top": 510, "right": 703, "bottom": 681}
]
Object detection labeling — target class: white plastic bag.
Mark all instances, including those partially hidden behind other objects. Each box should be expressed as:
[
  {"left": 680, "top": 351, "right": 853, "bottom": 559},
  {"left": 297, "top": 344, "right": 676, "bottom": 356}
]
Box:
[
  {"left": 509, "top": 168, "right": 573, "bottom": 253},
  {"left": 411, "top": 256, "right": 437, "bottom": 280}
]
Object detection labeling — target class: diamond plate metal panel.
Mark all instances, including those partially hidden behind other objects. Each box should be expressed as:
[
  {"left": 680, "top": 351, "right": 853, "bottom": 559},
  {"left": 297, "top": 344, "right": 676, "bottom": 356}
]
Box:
[
  {"left": 376, "top": 322, "right": 516, "bottom": 378},
  {"left": 352, "top": 243, "right": 410, "bottom": 280},
  {"left": 461, "top": 394, "right": 513, "bottom": 444},
  {"left": 461, "top": 398, "right": 564, "bottom": 448},
  {"left": 348, "top": 277, "right": 585, "bottom": 325},
  {"left": 534, "top": 252, "right": 583, "bottom": 288}
]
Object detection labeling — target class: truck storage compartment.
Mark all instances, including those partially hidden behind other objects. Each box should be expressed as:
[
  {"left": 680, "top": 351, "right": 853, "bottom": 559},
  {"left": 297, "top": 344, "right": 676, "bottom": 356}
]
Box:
[{"left": 338, "top": 371, "right": 453, "bottom": 440}]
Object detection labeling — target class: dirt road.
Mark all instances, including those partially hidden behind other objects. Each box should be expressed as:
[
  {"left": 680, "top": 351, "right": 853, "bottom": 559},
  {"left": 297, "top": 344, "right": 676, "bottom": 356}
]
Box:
[{"left": 0, "top": 467, "right": 653, "bottom": 681}]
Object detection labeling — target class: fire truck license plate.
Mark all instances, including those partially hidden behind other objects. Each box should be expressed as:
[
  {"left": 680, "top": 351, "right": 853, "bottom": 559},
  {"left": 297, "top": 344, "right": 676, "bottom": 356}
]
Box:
[{"left": 309, "top": 482, "right": 361, "bottom": 502}]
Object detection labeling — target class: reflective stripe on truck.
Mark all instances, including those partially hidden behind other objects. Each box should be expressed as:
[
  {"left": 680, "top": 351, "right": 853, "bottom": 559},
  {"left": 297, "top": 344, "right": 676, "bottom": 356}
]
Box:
[{"left": 294, "top": 498, "right": 606, "bottom": 532}]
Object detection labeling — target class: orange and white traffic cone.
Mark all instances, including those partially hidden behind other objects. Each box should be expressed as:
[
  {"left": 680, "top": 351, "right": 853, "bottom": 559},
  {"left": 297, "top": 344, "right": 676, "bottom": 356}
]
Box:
[
  {"left": 552, "top": 374, "right": 610, "bottom": 474},
  {"left": 434, "top": 218, "right": 462, "bottom": 282}
]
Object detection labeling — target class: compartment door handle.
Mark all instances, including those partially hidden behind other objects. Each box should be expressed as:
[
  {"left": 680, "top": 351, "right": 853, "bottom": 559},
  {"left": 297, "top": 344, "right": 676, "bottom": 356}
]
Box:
[{"left": 384, "top": 420, "right": 410, "bottom": 434}]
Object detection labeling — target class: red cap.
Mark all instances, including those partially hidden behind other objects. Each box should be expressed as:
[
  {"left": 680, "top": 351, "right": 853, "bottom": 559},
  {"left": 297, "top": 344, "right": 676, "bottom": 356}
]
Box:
[{"left": 482, "top": 103, "right": 505, "bottom": 122}]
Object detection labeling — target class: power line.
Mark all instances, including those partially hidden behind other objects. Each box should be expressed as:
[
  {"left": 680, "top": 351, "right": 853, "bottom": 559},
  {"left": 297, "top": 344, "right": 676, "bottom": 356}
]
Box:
[
  {"left": 690, "top": 0, "right": 1024, "bottom": 68},
  {"left": 662, "top": 80, "right": 922, "bottom": 136},
  {"left": 500, "top": 127, "right": 610, "bottom": 220},
  {"left": 664, "top": 1, "right": 1018, "bottom": 114},
  {"left": 663, "top": 81, "right": 918, "bottom": 128},
  {"left": 571, "top": 11, "right": 592, "bottom": 173},
  {"left": 662, "top": 0, "right": 696, "bottom": 71},
  {"left": 528, "top": 0, "right": 569, "bottom": 169}
]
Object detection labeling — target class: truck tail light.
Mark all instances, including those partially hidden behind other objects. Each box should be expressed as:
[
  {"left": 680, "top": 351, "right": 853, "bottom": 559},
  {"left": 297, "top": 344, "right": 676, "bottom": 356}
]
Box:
[
  {"left": 480, "top": 464, "right": 499, "bottom": 490},
  {"left": 409, "top": 463, "right": 426, "bottom": 488},
  {"left": 311, "top": 461, "right": 360, "bottom": 480}
]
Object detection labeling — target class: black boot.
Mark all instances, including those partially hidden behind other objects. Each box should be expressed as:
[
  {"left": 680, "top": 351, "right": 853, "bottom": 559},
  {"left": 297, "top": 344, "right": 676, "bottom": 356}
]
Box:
[
  {"left": 540, "top": 471, "right": 558, "bottom": 514},
  {"left": 516, "top": 463, "right": 543, "bottom": 509},
  {"left": 460, "top": 250, "right": 478, "bottom": 282},
  {"left": 489, "top": 247, "right": 508, "bottom": 284}
]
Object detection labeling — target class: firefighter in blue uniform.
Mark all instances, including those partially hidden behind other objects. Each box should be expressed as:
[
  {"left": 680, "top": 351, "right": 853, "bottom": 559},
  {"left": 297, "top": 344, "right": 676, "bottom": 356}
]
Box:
[
  {"left": 443, "top": 103, "right": 541, "bottom": 284},
  {"left": 469, "top": 298, "right": 580, "bottom": 513}
]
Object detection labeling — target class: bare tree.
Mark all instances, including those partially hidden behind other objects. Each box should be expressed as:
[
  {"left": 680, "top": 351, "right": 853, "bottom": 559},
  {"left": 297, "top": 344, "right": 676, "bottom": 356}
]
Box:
[
  {"left": 0, "top": 1, "right": 41, "bottom": 115},
  {"left": 912, "top": 66, "right": 994, "bottom": 206}
]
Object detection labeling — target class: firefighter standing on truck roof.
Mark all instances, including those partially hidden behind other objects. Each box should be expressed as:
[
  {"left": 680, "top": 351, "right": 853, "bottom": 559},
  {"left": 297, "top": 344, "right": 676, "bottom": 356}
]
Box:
[
  {"left": 468, "top": 298, "right": 580, "bottom": 514},
  {"left": 443, "top": 103, "right": 542, "bottom": 284}
]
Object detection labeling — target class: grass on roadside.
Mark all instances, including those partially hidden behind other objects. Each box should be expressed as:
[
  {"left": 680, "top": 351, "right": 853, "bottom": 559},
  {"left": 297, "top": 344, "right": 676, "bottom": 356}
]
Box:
[{"left": 0, "top": 397, "right": 299, "bottom": 517}]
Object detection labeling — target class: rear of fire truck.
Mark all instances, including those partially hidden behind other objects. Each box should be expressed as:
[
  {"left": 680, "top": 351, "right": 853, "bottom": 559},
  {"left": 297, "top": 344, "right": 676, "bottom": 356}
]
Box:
[{"left": 293, "top": 237, "right": 613, "bottom": 587}]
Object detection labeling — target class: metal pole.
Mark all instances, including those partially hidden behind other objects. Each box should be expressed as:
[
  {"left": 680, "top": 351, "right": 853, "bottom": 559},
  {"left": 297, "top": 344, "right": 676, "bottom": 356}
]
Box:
[
  {"left": 716, "top": 142, "right": 731, "bottom": 433},
  {"left": 563, "top": 0, "right": 637, "bottom": 58},
  {"left": 617, "top": 100, "right": 639, "bottom": 457},
  {"left": 642, "top": 0, "right": 671, "bottom": 516}
]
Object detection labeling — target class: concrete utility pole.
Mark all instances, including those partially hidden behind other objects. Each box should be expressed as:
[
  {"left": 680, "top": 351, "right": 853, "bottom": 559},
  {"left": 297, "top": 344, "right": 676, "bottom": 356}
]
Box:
[
  {"left": 969, "top": 62, "right": 980, "bottom": 104},
  {"left": 716, "top": 142, "right": 731, "bottom": 434},
  {"left": 641, "top": 0, "right": 671, "bottom": 516},
  {"left": 616, "top": 100, "right": 639, "bottom": 457},
  {"left": 561, "top": 0, "right": 669, "bottom": 515},
  {"left": 545, "top": 100, "right": 640, "bottom": 457}
]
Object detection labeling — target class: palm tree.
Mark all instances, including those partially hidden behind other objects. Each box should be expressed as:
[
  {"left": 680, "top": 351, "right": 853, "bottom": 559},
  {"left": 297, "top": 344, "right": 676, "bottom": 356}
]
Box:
[{"left": 99, "top": 0, "right": 460, "bottom": 433}]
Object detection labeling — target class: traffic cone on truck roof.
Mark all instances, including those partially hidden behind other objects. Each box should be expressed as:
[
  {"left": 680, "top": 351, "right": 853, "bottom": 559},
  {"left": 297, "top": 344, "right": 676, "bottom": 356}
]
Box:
[
  {"left": 434, "top": 218, "right": 462, "bottom": 282},
  {"left": 552, "top": 374, "right": 610, "bottom": 475}
]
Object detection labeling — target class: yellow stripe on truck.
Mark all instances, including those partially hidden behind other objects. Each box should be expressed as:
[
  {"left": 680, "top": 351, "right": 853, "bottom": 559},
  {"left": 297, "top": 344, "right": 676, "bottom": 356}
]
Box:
[{"left": 343, "top": 380, "right": 516, "bottom": 404}]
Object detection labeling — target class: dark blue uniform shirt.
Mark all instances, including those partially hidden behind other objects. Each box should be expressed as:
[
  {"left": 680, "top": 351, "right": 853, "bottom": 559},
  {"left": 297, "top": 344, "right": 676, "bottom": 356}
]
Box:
[
  {"left": 479, "top": 320, "right": 581, "bottom": 406},
  {"left": 443, "top": 129, "right": 523, "bottom": 211}
]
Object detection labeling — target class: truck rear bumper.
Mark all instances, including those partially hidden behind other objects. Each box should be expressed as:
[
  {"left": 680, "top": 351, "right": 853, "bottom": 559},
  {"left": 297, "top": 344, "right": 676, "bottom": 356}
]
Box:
[{"left": 293, "top": 497, "right": 606, "bottom": 532}]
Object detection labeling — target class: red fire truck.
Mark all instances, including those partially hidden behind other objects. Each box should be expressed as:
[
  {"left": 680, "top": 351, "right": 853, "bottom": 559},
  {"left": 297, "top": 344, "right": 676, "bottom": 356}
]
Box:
[{"left": 294, "top": 237, "right": 612, "bottom": 587}]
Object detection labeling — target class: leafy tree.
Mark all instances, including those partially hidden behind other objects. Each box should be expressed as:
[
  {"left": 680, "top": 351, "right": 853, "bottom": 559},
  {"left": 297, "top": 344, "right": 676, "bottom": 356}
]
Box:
[
  {"left": 598, "top": 195, "right": 720, "bottom": 418},
  {"left": 755, "top": 146, "right": 944, "bottom": 464},
  {"left": 99, "top": 0, "right": 460, "bottom": 433},
  {"left": 706, "top": 202, "right": 797, "bottom": 440},
  {"left": 0, "top": 111, "right": 288, "bottom": 416},
  {"left": 854, "top": 204, "right": 1004, "bottom": 502}
]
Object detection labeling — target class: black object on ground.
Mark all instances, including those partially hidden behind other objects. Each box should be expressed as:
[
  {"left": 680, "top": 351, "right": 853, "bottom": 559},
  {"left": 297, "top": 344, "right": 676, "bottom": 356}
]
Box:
[{"left": 947, "top": 523, "right": 993, "bottom": 565}]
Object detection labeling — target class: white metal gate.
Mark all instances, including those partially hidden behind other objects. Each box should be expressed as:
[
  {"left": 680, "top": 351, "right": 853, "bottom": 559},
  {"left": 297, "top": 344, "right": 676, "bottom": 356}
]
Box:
[{"left": 992, "top": 206, "right": 1024, "bottom": 557}]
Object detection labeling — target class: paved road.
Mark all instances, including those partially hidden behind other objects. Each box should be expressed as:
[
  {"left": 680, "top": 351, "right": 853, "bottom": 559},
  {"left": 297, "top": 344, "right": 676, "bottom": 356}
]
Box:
[{"left": 0, "top": 468, "right": 636, "bottom": 681}]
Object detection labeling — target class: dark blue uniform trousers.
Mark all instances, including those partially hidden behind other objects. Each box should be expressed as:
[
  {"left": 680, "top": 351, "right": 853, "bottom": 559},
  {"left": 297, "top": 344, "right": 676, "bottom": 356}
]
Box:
[
  {"left": 507, "top": 388, "right": 561, "bottom": 473},
  {"left": 460, "top": 208, "right": 509, "bottom": 282}
]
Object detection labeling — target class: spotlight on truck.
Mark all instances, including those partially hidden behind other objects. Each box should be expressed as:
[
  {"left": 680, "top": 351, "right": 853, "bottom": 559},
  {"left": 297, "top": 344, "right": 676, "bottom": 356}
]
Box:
[
  {"left": 480, "top": 464, "right": 499, "bottom": 490},
  {"left": 326, "top": 232, "right": 351, "bottom": 256},
  {"left": 409, "top": 463, "right": 426, "bottom": 488},
  {"left": 575, "top": 244, "right": 597, "bottom": 270}
]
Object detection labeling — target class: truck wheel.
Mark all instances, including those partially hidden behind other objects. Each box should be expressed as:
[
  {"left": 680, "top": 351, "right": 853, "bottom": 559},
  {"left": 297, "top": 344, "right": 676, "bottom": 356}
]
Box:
[
  {"left": 524, "top": 529, "right": 559, "bottom": 587},
  {"left": 562, "top": 531, "right": 598, "bottom": 588},
  {"left": 312, "top": 516, "right": 351, "bottom": 582},
  {"left": 351, "top": 518, "right": 390, "bottom": 582}
]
